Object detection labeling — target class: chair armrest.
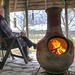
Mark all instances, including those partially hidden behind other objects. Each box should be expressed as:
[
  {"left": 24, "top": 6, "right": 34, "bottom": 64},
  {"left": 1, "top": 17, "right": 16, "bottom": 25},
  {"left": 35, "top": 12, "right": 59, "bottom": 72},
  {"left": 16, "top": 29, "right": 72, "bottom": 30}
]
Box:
[{"left": 3, "top": 37, "right": 17, "bottom": 40}]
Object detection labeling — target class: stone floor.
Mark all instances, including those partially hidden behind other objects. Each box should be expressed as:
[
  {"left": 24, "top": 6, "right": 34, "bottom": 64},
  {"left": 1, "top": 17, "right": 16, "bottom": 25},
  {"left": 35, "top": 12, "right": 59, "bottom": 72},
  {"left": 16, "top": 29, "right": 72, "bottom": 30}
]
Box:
[{"left": 0, "top": 52, "right": 75, "bottom": 75}]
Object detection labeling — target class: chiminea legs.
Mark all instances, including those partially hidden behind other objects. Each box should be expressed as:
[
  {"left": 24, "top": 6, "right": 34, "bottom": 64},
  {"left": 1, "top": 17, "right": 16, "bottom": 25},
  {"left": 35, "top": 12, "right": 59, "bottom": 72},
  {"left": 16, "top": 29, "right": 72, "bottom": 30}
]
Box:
[
  {"left": 43, "top": 72, "right": 66, "bottom": 75},
  {"left": 45, "top": 73, "right": 64, "bottom": 75},
  {"left": 35, "top": 67, "right": 68, "bottom": 75}
]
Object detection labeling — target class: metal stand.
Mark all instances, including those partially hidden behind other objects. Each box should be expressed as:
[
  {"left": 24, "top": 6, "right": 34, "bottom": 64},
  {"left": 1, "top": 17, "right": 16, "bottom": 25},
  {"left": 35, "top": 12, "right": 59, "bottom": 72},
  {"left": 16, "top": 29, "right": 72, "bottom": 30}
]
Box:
[{"left": 35, "top": 66, "right": 41, "bottom": 75}]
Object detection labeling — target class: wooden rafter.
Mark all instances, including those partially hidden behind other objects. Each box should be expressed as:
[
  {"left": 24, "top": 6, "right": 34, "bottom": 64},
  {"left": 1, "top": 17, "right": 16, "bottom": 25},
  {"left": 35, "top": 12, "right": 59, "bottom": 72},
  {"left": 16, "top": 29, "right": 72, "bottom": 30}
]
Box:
[
  {"left": 0, "top": 0, "right": 4, "bottom": 6},
  {"left": 0, "top": 0, "right": 74, "bottom": 12},
  {"left": 1, "top": 0, "right": 4, "bottom": 5},
  {"left": 14, "top": 0, "right": 18, "bottom": 11}
]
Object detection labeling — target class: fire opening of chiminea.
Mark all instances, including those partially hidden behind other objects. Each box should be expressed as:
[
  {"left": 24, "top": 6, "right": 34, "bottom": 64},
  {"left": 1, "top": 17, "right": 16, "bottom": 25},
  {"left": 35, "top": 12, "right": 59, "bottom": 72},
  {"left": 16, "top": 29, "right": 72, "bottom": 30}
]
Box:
[
  {"left": 47, "top": 36, "right": 69, "bottom": 55},
  {"left": 37, "top": 7, "right": 74, "bottom": 74}
]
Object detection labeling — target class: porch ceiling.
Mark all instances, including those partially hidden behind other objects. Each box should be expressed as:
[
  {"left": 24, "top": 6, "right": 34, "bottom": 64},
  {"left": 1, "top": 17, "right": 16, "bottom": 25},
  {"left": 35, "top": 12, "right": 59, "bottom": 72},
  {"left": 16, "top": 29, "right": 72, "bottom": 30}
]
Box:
[{"left": 0, "top": 0, "right": 75, "bottom": 12}]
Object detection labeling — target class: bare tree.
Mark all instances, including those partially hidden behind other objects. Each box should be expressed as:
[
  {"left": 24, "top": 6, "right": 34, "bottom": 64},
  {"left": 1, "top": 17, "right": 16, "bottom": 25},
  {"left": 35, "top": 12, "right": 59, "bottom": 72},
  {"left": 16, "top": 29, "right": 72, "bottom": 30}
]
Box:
[
  {"left": 61, "top": 8, "right": 75, "bottom": 31},
  {"left": 11, "top": 10, "right": 47, "bottom": 31}
]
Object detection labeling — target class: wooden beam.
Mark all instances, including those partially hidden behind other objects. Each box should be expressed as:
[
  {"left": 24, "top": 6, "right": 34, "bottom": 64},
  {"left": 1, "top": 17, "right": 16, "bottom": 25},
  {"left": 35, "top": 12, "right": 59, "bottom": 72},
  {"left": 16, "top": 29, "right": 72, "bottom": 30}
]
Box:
[
  {"left": 1, "top": 0, "right": 4, "bottom": 6},
  {"left": 9, "top": 0, "right": 75, "bottom": 12},
  {"left": 13, "top": 2, "right": 75, "bottom": 8},
  {"left": 10, "top": 1, "right": 26, "bottom": 4},
  {"left": 10, "top": 1, "right": 14, "bottom": 3},
  {"left": 10, "top": 1, "right": 75, "bottom": 8},
  {"left": 14, "top": 0, "right": 18, "bottom": 11},
  {"left": 25, "top": 0, "right": 29, "bottom": 38},
  {"left": 17, "top": 4, "right": 26, "bottom": 7},
  {"left": 9, "top": 0, "right": 74, "bottom": 4},
  {"left": 14, "top": 4, "right": 75, "bottom": 8},
  {"left": 65, "top": 0, "right": 69, "bottom": 38},
  {"left": 10, "top": 5, "right": 75, "bottom": 12},
  {"left": 17, "top": 1, "right": 26, "bottom": 3},
  {"left": 4, "top": 0, "right": 10, "bottom": 24},
  {"left": 29, "top": 0, "right": 74, "bottom": 2}
]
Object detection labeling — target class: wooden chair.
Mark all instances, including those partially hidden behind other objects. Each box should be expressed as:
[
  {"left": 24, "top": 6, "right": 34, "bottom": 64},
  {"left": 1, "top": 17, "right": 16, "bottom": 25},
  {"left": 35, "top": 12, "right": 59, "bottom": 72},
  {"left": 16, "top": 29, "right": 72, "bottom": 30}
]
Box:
[{"left": 0, "top": 25, "right": 28, "bottom": 70}]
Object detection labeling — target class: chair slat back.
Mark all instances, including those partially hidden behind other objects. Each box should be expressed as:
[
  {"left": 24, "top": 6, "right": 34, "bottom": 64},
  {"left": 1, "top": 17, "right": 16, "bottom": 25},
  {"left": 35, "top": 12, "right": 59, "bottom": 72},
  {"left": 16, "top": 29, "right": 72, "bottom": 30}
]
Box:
[
  {"left": 0, "top": 19, "right": 9, "bottom": 39},
  {"left": 0, "top": 27, "right": 3, "bottom": 42},
  {"left": 0, "top": 25, "right": 8, "bottom": 49},
  {"left": 0, "top": 36, "right": 2, "bottom": 42},
  {"left": 0, "top": 15, "right": 10, "bottom": 39}
]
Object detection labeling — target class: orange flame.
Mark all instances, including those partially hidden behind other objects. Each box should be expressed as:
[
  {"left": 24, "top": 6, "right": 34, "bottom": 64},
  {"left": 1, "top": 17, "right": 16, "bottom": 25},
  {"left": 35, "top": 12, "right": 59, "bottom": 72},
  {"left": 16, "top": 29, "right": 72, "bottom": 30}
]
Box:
[{"left": 48, "top": 38, "right": 67, "bottom": 55}]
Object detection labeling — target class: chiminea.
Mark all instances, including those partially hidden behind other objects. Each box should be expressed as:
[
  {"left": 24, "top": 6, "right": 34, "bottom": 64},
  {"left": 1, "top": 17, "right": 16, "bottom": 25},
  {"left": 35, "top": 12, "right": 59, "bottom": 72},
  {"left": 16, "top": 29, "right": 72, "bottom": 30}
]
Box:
[{"left": 37, "top": 7, "right": 74, "bottom": 74}]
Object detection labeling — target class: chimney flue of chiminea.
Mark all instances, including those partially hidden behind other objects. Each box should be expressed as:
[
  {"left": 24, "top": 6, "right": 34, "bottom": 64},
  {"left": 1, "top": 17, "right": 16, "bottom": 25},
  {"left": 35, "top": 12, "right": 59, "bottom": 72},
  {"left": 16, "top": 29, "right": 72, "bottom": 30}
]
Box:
[{"left": 36, "top": 7, "right": 74, "bottom": 74}]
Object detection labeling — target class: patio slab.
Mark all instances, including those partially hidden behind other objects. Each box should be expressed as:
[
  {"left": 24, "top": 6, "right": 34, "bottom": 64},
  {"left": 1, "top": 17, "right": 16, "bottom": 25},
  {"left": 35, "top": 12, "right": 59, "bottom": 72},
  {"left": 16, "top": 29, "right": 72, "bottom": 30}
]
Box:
[{"left": 0, "top": 53, "right": 75, "bottom": 75}]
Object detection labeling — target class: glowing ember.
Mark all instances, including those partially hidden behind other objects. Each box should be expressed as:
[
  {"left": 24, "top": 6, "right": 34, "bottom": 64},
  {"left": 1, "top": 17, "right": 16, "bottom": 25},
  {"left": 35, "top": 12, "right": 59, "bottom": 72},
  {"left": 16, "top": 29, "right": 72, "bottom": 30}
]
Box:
[{"left": 48, "top": 37, "right": 68, "bottom": 55}]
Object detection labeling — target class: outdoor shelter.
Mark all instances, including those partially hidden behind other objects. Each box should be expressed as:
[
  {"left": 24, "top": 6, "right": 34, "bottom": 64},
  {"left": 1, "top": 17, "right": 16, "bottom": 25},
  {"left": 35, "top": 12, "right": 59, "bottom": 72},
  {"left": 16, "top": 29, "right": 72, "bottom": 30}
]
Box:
[
  {"left": 0, "top": 0, "right": 75, "bottom": 75},
  {"left": 0, "top": 0, "right": 75, "bottom": 38}
]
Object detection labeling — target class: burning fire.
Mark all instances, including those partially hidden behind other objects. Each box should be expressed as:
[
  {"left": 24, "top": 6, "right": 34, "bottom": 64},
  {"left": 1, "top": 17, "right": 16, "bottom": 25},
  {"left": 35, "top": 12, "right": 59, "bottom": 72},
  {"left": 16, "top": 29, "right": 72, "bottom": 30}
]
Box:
[{"left": 48, "top": 37, "right": 68, "bottom": 55}]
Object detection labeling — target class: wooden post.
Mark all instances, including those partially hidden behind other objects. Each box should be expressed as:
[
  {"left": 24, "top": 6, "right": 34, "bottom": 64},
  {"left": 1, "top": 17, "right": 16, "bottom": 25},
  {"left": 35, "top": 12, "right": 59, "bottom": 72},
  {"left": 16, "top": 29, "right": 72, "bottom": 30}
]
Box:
[
  {"left": 25, "top": 0, "right": 29, "bottom": 38},
  {"left": 4, "top": 0, "right": 10, "bottom": 25},
  {"left": 65, "top": 0, "right": 68, "bottom": 38}
]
